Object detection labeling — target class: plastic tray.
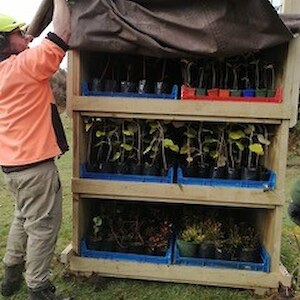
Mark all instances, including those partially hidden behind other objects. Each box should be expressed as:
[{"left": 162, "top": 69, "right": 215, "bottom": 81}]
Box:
[
  {"left": 80, "top": 163, "right": 174, "bottom": 184},
  {"left": 80, "top": 239, "right": 173, "bottom": 265},
  {"left": 177, "top": 167, "right": 276, "bottom": 190},
  {"left": 173, "top": 242, "right": 270, "bottom": 272},
  {"left": 82, "top": 81, "right": 178, "bottom": 100},
  {"left": 181, "top": 85, "right": 282, "bottom": 103}
]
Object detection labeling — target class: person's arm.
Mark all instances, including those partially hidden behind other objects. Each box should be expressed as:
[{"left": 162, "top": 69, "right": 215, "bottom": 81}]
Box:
[{"left": 52, "top": 0, "right": 71, "bottom": 44}]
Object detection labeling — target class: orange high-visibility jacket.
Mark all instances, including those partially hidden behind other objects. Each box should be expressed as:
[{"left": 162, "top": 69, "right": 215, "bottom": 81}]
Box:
[{"left": 0, "top": 37, "right": 67, "bottom": 166}]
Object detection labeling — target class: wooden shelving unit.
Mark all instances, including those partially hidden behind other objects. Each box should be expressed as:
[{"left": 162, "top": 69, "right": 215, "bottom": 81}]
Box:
[{"left": 62, "top": 1, "right": 300, "bottom": 294}]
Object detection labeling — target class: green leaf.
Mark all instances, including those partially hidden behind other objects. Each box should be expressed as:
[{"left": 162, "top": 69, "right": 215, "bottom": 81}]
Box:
[
  {"left": 122, "top": 130, "right": 134, "bottom": 136},
  {"left": 180, "top": 145, "right": 190, "bottom": 154},
  {"left": 210, "top": 150, "right": 218, "bottom": 159},
  {"left": 121, "top": 144, "right": 133, "bottom": 151},
  {"left": 235, "top": 141, "right": 244, "bottom": 151},
  {"left": 111, "top": 152, "right": 121, "bottom": 161},
  {"left": 85, "top": 123, "right": 92, "bottom": 132},
  {"left": 95, "top": 130, "right": 106, "bottom": 138},
  {"left": 170, "top": 145, "right": 179, "bottom": 152},
  {"left": 143, "top": 146, "right": 152, "bottom": 155},
  {"left": 249, "top": 143, "right": 264, "bottom": 155},
  {"left": 229, "top": 130, "right": 245, "bottom": 140}
]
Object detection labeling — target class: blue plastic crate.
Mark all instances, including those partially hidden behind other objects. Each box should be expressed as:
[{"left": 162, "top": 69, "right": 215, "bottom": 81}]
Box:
[
  {"left": 81, "top": 81, "right": 178, "bottom": 100},
  {"left": 80, "top": 238, "right": 173, "bottom": 265},
  {"left": 177, "top": 167, "right": 276, "bottom": 190},
  {"left": 80, "top": 163, "right": 174, "bottom": 184},
  {"left": 173, "top": 242, "right": 270, "bottom": 272}
]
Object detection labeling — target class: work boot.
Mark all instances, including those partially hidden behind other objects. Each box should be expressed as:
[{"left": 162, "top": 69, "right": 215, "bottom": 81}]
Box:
[
  {"left": 28, "top": 282, "right": 72, "bottom": 300},
  {"left": 1, "top": 263, "right": 24, "bottom": 297}
]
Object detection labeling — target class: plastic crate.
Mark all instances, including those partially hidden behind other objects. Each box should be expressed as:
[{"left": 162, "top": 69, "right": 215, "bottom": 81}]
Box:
[
  {"left": 81, "top": 81, "right": 178, "bottom": 100},
  {"left": 80, "top": 239, "right": 173, "bottom": 265},
  {"left": 80, "top": 163, "right": 174, "bottom": 184},
  {"left": 173, "top": 242, "right": 270, "bottom": 272},
  {"left": 181, "top": 85, "right": 282, "bottom": 103},
  {"left": 177, "top": 167, "right": 276, "bottom": 190}
]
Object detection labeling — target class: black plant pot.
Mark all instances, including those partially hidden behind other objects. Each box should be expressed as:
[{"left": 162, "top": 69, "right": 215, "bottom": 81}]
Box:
[
  {"left": 143, "top": 164, "right": 161, "bottom": 176},
  {"left": 86, "top": 236, "right": 103, "bottom": 251},
  {"left": 197, "top": 165, "right": 212, "bottom": 178},
  {"left": 120, "top": 81, "right": 137, "bottom": 93},
  {"left": 99, "top": 162, "right": 113, "bottom": 173},
  {"left": 126, "top": 242, "right": 145, "bottom": 254},
  {"left": 138, "top": 79, "right": 154, "bottom": 94},
  {"left": 198, "top": 241, "right": 215, "bottom": 259},
  {"left": 227, "top": 167, "right": 241, "bottom": 180},
  {"left": 215, "top": 247, "right": 231, "bottom": 260},
  {"left": 259, "top": 167, "right": 269, "bottom": 181},
  {"left": 241, "top": 167, "right": 259, "bottom": 181},
  {"left": 239, "top": 247, "right": 259, "bottom": 262},
  {"left": 230, "top": 248, "right": 241, "bottom": 261},
  {"left": 98, "top": 240, "right": 116, "bottom": 252},
  {"left": 112, "top": 162, "right": 125, "bottom": 174},
  {"left": 86, "top": 162, "right": 98, "bottom": 172},
  {"left": 182, "top": 165, "right": 197, "bottom": 177},
  {"left": 127, "top": 163, "right": 143, "bottom": 175},
  {"left": 211, "top": 166, "right": 227, "bottom": 179},
  {"left": 104, "top": 79, "right": 118, "bottom": 92}
]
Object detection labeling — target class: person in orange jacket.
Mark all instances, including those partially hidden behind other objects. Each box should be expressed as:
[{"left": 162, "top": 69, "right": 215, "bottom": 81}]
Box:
[{"left": 0, "top": 1, "right": 73, "bottom": 299}]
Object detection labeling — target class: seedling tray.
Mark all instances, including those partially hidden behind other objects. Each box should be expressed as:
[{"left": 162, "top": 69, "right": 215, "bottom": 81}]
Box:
[
  {"left": 173, "top": 243, "right": 270, "bottom": 272},
  {"left": 80, "top": 239, "right": 173, "bottom": 265},
  {"left": 181, "top": 85, "right": 282, "bottom": 103},
  {"left": 177, "top": 167, "right": 276, "bottom": 190},
  {"left": 80, "top": 163, "right": 174, "bottom": 184},
  {"left": 81, "top": 82, "right": 178, "bottom": 100}
]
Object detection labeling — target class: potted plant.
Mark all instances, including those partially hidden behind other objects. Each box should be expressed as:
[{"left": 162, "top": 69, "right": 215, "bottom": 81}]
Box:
[
  {"left": 239, "top": 224, "right": 260, "bottom": 262},
  {"left": 138, "top": 56, "right": 154, "bottom": 94},
  {"left": 177, "top": 224, "right": 204, "bottom": 257},
  {"left": 219, "top": 62, "right": 230, "bottom": 97},
  {"left": 155, "top": 59, "right": 171, "bottom": 94},
  {"left": 227, "top": 224, "right": 243, "bottom": 261},
  {"left": 228, "top": 62, "right": 242, "bottom": 96},
  {"left": 197, "top": 217, "right": 222, "bottom": 259},
  {"left": 251, "top": 59, "right": 267, "bottom": 97},
  {"left": 207, "top": 62, "right": 219, "bottom": 97},
  {"left": 181, "top": 59, "right": 196, "bottom": 98},
  {"left": 241, "top": 124, "right": 270, "bottom": 180},
  {"left": 86, "top": 216, "right": 104, "bottom": 250},
  {"left": 120, "top": 119, "right": 143, "bottom": 174},
  {"left": 120, "top": 63, "right": 137, "bottom": 93},
  {"left": 143, "top": 120, "right": 179, "bottom": 176},
  {"left": 146, "top": 219, "right": 173, "bottom": 256},
  {"left": 210, "top": 124, "right": 227, "bottom": 179},
  {"left": 94, "top": 119, "right": 121, "bottom": 173},
  {"left": 226, "top": 125, "right": 245, "bottom": 179},
  {"left": 179, "top": 122, "right": 199, "bottom": 177},
  {"left": 264, "top": 63, "right": 276, "bottom": 97},
  {"left": 195, "top": 62, "right": 207, "bottom": 96}
]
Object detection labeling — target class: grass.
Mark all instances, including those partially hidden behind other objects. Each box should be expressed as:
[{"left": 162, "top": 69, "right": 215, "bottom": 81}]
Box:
[{"left": 1, "top": 114, "right": 300, "bottom": 299}]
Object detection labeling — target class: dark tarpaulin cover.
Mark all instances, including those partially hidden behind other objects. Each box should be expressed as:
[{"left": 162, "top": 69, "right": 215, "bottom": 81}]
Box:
[
  {"left": 69, "top": 0, "right": 293, "bottom": 58},
  {"left": 280, "top": 14, "right": 300, "bottom": 34}
]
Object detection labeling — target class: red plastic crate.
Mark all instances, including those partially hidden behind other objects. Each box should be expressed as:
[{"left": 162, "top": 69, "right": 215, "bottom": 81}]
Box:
[{"left": 181, "top": 85, "right": 282, "bottom": 103}]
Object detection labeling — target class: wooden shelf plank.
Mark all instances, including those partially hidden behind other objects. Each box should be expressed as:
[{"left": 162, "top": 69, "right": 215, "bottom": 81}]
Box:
[
  {"left": 68, "top": 255, "right": 280, "bottom": 289},
  {"left": 71, "top": 97, "right": 287, "bottom": 123},
  {"left": 72, "top": 178, "right": 282, "bottom": 208}
]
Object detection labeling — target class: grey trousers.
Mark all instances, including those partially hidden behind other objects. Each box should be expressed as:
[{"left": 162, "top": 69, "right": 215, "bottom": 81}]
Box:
[{"left": 2, "top": 160, "right": 62, "bottom": 289}]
